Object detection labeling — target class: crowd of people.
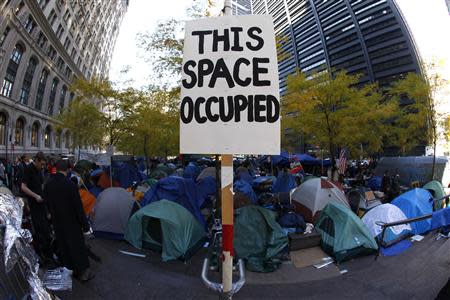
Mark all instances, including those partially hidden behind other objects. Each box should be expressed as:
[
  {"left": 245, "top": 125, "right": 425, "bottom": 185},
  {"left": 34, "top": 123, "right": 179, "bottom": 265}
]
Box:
[{"left": 3, "top": 152, "right": 95, "bottom": 282}]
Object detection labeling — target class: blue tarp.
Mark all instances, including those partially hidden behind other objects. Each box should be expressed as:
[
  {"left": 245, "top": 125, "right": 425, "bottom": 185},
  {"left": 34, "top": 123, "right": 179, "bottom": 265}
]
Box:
[
  {"left": 234, "top": 179, "right": 258, "bottom": 204},
  {"left": 431, "top": 207, "right": 450, "bottom": 230},
  {"left": 197, "top": 176, "right": 217, "bottom": 208},
  {"left": 115, "top": 163, "right": 143, "bottom": 189},
  {"left": 380, "top": 239, "right": 412, "bottom": 256},
  {"left": 392, "top": 188, "right": 433, "bottom": 235},
  {"left": 272, "top": 171, "right": 296, "bottom": 193},
  {"left": 141, "top": 176, "right": 205, "bottom": 227},
  {"left": 368, "top": 176, "right": 382, "bottom": 191},
  {"left": 183, "top": 162, "right": 201, "bottom": 180},
  {"left": 89, "top": 186, "right": 103, "bottom": 198},
  {"left": 252, "top": 176, "right": 276, "bottom": 187},
  {"left": 271, "top": 150, "right": 290, "bottom": 167}
]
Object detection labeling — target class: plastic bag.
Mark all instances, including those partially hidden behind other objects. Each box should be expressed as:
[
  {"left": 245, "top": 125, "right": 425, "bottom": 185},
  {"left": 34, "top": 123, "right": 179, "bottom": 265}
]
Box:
[{"left": 42, "top": 267, "right": 73, "bottom": 291}]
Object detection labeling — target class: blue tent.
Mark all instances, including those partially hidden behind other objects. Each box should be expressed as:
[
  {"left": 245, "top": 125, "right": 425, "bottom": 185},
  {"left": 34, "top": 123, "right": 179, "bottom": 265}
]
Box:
[
  {"left": 196, "top": 176, "right": 216, "bottom": 208},
  {"left": 115, "top": 163, "right": 143, "bottom": 189},
  {"left": 141, "top": 176, "right": 205, "bottom": 227},
  {"left": 431, "top": 206, "right": 450, "bottom": 231},
  {"left": 271, "top": 150, "right": 290, "bottom": 167},
  {"left": 272, "top": 171, "right": 296, "bottom": 193},
  {"left": 183, "top": 162, "right": 201, "bottom": 180},
  {"left": 392, "top": 188, "right": 433, "bottom": 235},
  {"left": 368, "top": 176, "right": 382, "bottom": 191},
  {"left": 234, "top": 179, "right": 258, "bottom": 203},
  {"left": 89, "top": 186, "right": 103, "bottom": 198},
  {"left": 293, "top": 154, "right": 319, "bottom": 165}
]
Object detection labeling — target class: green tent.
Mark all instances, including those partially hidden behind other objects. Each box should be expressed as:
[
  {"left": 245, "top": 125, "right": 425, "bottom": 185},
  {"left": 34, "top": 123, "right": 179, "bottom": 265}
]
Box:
[
  {"left": 125, "top": 200, "right": 205, "bottom": 261},
  {"left": 315, "top": 202, "right": 378, "bottom": 263},
  {"left": 423, "top": 180, "right": 446, "bottom": 209},
  {"left": 234, "top": 205, "right": 288, "bottom": 272}
]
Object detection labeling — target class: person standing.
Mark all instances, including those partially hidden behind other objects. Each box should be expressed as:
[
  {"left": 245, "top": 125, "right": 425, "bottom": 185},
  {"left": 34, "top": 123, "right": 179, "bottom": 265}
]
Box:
[
  {"left": 0, "top": 160, "right": 6, "bottom": 185},
  {"left": 44, "top": 159, "right": 94, "bottom": 281},
  {"left": 21, "top": 152, "right": 54, "bottom": 266}
]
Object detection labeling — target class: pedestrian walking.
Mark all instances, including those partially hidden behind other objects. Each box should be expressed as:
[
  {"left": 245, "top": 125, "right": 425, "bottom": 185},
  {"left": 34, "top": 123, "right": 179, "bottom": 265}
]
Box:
[
  {"left": 44, "top": 159, "right": 94, "bottom": 282},
  {"left": 21, "top": 152, "right": 55, "bottom": 267}
]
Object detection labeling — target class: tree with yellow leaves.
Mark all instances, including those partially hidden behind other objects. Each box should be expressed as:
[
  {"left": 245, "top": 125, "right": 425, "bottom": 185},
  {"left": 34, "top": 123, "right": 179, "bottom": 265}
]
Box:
[
  {"left": 283, "top": 70, "right": 395, "bottom": 176},
  {"left": 389, "top": 62, "right": 448, "bottom": 180}
]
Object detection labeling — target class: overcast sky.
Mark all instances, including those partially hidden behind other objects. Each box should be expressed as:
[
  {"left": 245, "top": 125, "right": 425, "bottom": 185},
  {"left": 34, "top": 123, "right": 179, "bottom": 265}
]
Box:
[{"left": 109, "top": 0, "right": 450, "bottom": 89}]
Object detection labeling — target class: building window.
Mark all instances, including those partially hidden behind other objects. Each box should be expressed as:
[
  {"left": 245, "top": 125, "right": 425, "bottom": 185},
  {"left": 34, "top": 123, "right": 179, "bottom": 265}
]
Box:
[
  {"left": 0, "top": 112, "right": 6, "bottom": 146},
  {"left": 15, "top": 1, "right": 24, "bottom": 14},
  {"left": 65, "top": 131, "right": 70, "bottom": 149},
  {"left": 38, "top": 0, "right": 49, "bottom": 9},
  {"left": 35, "top": 69, "right": 48, "bottom": 110},
  {"left": 0, "top": 26, "right": 10, "bottom": 47},
  {"left": 47, "top": 9, "right": 57, "bottom": 26},
  {"left": 11, "top": 44, "right": 23, "bottom": 64},
  {"left": 55, "top": 129, "right": 62, "bottom": 148},
  {"left": 69, "top": 92, "right": 75, "bottom": 102},
  {"left": 24, "top": 15, "right": 36, "bottom": 33},
  {"left": 15, "top": 118, "right": 24, "bottom": 146},
  {"left": 37, "top": 32, "right": 47, "bottom": 48},
  {"left": 59, "top": 85, "right": 67, "bottom": 113},
  {"left": 31, "top": 122, "right": 39, "bottom": 147},
  {"left": 1, "top": 44, "right": 24, "bottom": 98},
  {"left": 19, "top": 57, "right": 38, "bottom": 105},
  {"left": 47, "top": 46, "right": 56, "bottom": 60},
  {"left": 44, "top": 126, "right": 51, "bottom": 148},
  {"left": 63, "top": 37, "right": 71, "bottom": 50},
  {"left": 57, "top": 57, "right": 64, "bottom": 70},
  {"left": 48, "top": 77, "right": 59, "bottom": 115}
]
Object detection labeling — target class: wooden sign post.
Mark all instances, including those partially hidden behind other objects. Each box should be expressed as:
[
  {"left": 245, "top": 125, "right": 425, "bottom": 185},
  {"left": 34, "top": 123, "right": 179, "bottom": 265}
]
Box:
[{"left": 180, "top": 4, "right": 280, "bottom": 296}]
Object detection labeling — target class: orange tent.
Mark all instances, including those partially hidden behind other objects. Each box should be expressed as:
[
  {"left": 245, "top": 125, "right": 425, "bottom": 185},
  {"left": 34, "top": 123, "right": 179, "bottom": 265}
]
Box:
[{"left": 79, "top": 188, "right": 96, "bottom": 216}]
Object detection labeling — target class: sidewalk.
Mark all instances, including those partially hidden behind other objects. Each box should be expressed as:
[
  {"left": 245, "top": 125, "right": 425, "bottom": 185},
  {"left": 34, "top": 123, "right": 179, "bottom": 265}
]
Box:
[{"left": 57, "top": 234, "right": 450, "bottom": 299}]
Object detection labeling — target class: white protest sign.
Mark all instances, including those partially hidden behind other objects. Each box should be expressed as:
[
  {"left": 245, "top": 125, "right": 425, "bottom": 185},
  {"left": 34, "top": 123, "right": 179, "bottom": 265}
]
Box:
[{"left": 180, "top": 15, "right": 280, "bottom": 155}]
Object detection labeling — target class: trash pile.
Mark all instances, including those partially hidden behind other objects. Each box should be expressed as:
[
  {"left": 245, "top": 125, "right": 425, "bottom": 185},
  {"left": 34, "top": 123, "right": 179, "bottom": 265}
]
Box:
[{"left": 0, "top": 192, "right": 51, "bottom": 300}]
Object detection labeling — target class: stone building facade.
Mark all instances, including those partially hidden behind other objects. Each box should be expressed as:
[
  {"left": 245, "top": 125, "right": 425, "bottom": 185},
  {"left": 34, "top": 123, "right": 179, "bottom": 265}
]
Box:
[{"left": 0, "top": 0, "right": 128, "bottom": 159}]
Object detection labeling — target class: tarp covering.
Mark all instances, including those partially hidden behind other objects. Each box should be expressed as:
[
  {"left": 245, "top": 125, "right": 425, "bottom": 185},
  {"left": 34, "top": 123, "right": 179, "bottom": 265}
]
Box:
[
  {"left": 92, "top": 187, "right": 135, "bottom": 238},
  {"left": 234, "top": 179, "right": 258, "bottom": 204},
  {"left": 431, "top": 206, "right": 450, "bottom": 231},
  {"left": 392, "top": 188, "right": 433, "bottom": 235},
  {"left": 125, "top": 200, "right": 205, "bottom": 261},
  {"left": 234, "top": 205, "right": 288, "bottom": 272},
  {"left": 140, "top": 176, "right": 205, "bottom": 227},
  {"left": 291, "top": 178, "right": 349, "bottom": 223},
  {"left": 272, "top": 171, "right": 296, "bottom": 193},
  {"left": 362, "top": 204, "right": 412, "bottom": 245},
  {"left": 315, "top": 203, "right": 378, "bottom": 263}
]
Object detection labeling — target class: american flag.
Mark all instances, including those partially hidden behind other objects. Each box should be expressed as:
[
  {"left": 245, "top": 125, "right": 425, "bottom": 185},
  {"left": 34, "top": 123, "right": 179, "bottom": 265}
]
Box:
[{"left": 338, "top": 148, "right": 347, "bottom": 175}]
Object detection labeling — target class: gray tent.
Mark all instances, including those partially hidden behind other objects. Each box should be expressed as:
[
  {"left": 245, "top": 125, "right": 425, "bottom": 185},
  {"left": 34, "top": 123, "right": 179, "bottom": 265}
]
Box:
[
  {"left": 197, "top": 167, "right": 217, "bottom": 181},
  {"left": 92, "top": 187, "right": 135, "bottom": 239}
]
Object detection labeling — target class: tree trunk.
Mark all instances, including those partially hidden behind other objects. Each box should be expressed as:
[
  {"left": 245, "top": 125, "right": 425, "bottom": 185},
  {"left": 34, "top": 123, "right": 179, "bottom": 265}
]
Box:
[
  {"left": 431, "top": 138, "right": 437, "bottom": 181},
  {"left": 144, "top": 134, "right": 149, "bottom": 176}
]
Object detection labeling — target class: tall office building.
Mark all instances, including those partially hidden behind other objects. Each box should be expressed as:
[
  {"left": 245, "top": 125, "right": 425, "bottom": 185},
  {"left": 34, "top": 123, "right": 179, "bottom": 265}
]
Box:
[
  {"left": 0, "top": 0, "right": 128, "bottom": 158},
  {"left": 235, "top": 0, "right": 423, "bottom": 153}
]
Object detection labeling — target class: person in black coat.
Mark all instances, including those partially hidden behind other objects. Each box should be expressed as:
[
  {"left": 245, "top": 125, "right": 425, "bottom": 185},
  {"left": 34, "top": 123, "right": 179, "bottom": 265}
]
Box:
[{"left": 44, "top": 159, "right": 94, "bottom": 281}]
